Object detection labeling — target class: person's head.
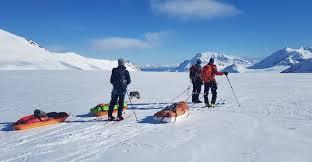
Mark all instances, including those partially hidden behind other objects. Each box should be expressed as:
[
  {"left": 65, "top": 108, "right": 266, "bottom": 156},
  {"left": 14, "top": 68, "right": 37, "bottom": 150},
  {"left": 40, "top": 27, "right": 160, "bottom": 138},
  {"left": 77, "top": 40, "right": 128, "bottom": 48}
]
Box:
[
  {"left": 196, "top": 59, "right": 202, "bottom": 65},
  {"left": 118, "top": 58, "right": 125, "bottom": 66},
  {"left": 209, "top": 58, "right": 214, "bottom": 64}
]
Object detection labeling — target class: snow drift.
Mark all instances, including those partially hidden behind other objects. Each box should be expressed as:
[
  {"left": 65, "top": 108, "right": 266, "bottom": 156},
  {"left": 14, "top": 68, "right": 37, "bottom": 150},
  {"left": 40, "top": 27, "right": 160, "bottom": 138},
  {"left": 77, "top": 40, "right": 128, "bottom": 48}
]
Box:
[
  {"left": 0, "top": 29, "right": 140, "bottom": 71},
  {"left": 176, "top": 52, "right": 251, "bottom": 72},
  {"left": 250, "top": 47, "right": 312, "bottom": 69}
]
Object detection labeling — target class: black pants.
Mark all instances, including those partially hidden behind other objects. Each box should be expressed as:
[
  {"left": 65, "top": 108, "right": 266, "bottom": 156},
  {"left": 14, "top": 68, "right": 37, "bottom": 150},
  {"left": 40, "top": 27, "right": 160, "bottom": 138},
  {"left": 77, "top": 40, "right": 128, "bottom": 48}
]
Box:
[
  {"left": 204, "top": 81, "right": 218, "bottom": 104},
  {"left": 108, "top": 93, "right": 125, "bottom": 118},
  {"left": 192, "top": 82, "right": 202, "bottom": 102}
]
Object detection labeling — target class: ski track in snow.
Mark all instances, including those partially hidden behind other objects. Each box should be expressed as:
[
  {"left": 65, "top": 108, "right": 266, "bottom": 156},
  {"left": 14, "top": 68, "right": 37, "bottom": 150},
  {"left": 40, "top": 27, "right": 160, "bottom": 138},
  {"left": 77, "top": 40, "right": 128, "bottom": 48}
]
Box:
[
  {"left": 67, "top": 125, "right": 151, "bottom": 161},
  {"left": 0, "top": 122, "right": 81, "bottom": 149},
  {"left": 1, "top": 72, "right": 312, "bottom": 162}
]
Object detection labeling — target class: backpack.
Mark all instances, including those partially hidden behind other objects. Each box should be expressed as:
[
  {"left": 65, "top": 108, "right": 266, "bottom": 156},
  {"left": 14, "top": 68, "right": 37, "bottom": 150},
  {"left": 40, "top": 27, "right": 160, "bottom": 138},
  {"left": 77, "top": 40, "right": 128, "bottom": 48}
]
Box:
[
  {"left": 202, "top": 65, "right": 214, "bottom": 82},
  {"left": 112, "top": 67, "right": 128, "bottom": 87},
  {"left": 117, "top": 69, "right": 128, "bottom": 86},
  {"left": 189, "top": 65, "right": 202, "bottom": 81}
]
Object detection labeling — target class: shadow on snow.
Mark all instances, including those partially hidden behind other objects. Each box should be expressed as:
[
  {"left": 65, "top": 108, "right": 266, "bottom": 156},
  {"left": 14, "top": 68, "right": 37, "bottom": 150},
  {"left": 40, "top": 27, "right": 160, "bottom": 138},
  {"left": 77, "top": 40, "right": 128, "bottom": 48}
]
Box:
[
  {"left": 0, "top": 122, "right": 14, "bottom": 131},
  {"left": 137, "top": 116, "right": 166, "bottom": 125}
]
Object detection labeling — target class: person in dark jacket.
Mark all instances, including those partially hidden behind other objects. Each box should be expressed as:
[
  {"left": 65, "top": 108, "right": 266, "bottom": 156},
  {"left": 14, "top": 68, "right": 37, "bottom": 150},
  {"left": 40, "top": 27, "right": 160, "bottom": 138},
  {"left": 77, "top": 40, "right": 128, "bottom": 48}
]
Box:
[
  {"left": 189, "top": 59, "right": 203, "bottom": 103},
  {"left": 108, "top": 58, "right": 131, "bottom": 121}
]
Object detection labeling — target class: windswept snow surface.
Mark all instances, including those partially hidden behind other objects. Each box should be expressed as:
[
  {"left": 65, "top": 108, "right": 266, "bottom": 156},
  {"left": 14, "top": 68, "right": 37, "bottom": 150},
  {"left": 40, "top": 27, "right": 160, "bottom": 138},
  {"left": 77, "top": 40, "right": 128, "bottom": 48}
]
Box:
[{"left": 1, "top": 71, "right": 312, "bottom": 162}]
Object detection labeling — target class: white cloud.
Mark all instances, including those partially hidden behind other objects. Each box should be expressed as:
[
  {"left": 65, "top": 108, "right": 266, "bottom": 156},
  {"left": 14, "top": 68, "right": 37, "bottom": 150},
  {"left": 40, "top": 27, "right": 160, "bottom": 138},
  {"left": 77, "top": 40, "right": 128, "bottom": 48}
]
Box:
[
  {"left": 151, "top": 0, "right": 241, "bottom": 20},
  {"left": 91, "top": 31, "right": 168, "bottom": 51}
]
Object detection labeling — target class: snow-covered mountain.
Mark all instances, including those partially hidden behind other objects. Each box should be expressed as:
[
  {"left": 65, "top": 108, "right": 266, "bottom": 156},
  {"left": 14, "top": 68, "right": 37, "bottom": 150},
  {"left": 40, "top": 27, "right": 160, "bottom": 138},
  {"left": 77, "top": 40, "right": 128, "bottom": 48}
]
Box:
[
  {"left": 0, "top": 29, "right": 140, "bottom": 71},
  {"left": 281, "top": 59, "right": 312, "bottom": 73},
  {"left": 176, "top": 52, "right": 251, "bottom": 72},
  {"left": 250, "top": 47, "right": 312, "bottom": 69},
  {"left": 221, "top": 64, "right": 247, "bottom": 73}
]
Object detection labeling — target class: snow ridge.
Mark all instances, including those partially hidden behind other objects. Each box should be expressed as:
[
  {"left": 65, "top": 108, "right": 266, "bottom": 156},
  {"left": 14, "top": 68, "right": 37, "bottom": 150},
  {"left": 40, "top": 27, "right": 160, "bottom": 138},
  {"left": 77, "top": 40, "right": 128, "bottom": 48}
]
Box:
[{"left": 0, "top": 29, "right": 140, "bottom": 71}]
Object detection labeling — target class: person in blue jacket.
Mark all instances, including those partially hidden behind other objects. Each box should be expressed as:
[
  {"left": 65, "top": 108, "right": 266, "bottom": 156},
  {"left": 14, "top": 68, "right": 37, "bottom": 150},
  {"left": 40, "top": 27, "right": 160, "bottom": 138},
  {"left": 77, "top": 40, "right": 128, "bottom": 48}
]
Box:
[{"left": 108, "top": 59, "right": 131, "bottom": 121}]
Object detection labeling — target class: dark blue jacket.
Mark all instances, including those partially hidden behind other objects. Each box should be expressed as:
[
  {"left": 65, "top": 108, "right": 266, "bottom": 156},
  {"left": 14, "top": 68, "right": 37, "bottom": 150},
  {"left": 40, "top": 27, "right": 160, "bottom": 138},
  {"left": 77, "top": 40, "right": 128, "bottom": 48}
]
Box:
[{"left": 110, "top": 66, "right": 131, "bottom": 94}]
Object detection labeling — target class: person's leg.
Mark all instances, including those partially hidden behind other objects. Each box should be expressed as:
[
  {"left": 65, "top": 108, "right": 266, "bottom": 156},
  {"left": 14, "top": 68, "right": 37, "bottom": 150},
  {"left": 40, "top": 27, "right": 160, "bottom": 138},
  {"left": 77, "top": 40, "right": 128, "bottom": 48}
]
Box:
[
  {"left": 118, "top": 95, "right": 125, "bottom": 118},
  {"left": 192, "top": 83, "right": 197, "bottom": 102},
  {"left": 108, "top": 93, "right": 118, "bottom": 118},
  {"left": 204, "top": 83, "right": 210, "bottom": 104},
  {"left": 211, "top": 81, "right": 218, "bottom": 104},
  {"left": 195, "top": 82, "right": 202, "bottom": 102}
]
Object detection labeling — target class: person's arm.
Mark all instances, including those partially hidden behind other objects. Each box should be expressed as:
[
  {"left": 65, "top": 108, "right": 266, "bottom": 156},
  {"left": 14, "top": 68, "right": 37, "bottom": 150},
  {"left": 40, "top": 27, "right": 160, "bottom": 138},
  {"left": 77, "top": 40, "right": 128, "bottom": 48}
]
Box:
[
  {"left": 189, "top": 66, "right": 195, "bottom": 80},
  {"left": 214, "top": 66, "right": 224, "bottom": 76},
  {"left": 126, "top": 70, "right": 131, "bottom": 85},
  {"left": 199, "top": 67, "right": 203, "bottom": 79},
  {"left": 201, "top": 66, "right": 206, "bottom": 79},
  {"left": 110, "top": 69, "right": 117, "bottom": 86}
]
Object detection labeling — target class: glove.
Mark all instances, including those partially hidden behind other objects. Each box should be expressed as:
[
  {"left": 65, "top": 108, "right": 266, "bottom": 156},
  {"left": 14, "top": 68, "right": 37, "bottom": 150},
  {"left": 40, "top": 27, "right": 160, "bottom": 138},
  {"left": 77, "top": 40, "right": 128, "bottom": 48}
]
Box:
[{"left": 223, "top": 71, "right": 228, "bottom": 76}]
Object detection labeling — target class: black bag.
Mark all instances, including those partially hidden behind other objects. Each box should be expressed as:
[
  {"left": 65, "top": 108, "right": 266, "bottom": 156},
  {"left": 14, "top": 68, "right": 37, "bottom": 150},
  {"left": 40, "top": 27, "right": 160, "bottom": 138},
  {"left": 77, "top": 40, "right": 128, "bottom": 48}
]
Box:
[
  {"left": 34, "top": 109, "right": 47, "bottom": 118},
  {"left": 130, "top": 91, "right": 140, "bottom": 99}
]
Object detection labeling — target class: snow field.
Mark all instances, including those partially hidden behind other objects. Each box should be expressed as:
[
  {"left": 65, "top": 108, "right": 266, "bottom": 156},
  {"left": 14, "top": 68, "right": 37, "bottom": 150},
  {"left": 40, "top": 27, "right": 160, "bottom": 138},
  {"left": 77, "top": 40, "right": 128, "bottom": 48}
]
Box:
[{"left": 0, "top": 71, "right": 312, "bottom": 162}]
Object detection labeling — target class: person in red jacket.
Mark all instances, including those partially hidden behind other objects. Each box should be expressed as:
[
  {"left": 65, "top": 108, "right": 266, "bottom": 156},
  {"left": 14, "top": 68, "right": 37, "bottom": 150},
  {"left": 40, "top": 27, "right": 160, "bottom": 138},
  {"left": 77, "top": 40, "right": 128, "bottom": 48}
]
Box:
[{"left": 202, "top": 58, "right": 228, "bottom": 107}]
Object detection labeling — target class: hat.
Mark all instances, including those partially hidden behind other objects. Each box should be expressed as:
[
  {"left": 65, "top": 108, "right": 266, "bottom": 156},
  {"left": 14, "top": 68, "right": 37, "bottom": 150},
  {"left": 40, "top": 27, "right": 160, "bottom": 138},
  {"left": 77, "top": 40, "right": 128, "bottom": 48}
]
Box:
[
  {"left": 118, "top": 58, "right": 125, "bottom": 66},
  {"left": 209, "top": 58, "right": 214, "bottom": 64},
  {"left": 196, "top": 59, "right": 202, "bottom": 65}
]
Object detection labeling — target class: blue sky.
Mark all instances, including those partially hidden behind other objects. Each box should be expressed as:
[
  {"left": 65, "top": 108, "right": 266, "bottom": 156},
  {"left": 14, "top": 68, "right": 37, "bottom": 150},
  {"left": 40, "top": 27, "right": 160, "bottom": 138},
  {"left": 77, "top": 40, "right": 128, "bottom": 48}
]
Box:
[{"left": 0, "top": 0, "right": 311, "bottom": 64}]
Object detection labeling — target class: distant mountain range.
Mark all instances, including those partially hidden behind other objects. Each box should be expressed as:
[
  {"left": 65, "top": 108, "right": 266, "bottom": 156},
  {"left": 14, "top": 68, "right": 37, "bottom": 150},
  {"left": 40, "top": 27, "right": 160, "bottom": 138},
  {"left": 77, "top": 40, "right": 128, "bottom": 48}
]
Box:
[
  {"left": 1, "top": 28, "right": 311, "bottom": 73},
  {"left": 250, "top": 47, "right": 312, "bottom": 69},
  {"left": 282, "top": 59, "right": 312, "bottom": 73},
  {"left": 139, "top": 64, "right": 178, "bottom": 72},
  {"left": 175, "top": 52, "right": 251, "bottom": 72},
  {"left": 0, "top": 29, "right": 140, "bottom": 71},
  {"left": 140, "top": 52, "right": 252, "bottom": 72},
  {"left": 169, "top": 47, "right": 312, "bottom": 73}
]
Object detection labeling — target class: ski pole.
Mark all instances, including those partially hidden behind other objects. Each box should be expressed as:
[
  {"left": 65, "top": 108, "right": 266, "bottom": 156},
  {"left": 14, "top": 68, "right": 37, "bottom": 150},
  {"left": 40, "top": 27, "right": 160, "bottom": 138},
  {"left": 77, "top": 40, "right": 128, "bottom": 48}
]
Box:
[
  {"left": 225, "top": 75, "right": 241, "bottom": 107},
  {"left": 127, "top": 91, "right": 138, "bottom": 121},
  {"left": 169, "top": 85, "right": 191, "bottom": 103}
]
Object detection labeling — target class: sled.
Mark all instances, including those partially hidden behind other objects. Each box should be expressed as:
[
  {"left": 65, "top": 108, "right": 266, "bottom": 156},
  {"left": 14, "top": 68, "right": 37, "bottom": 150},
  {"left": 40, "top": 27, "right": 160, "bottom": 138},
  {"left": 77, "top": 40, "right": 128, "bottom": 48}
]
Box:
[
  {"left": 13, "top": 112, "right": 69, "bottom": 130},
  {"left": 90, "top": 102, "right": 127, "bottom": 117},
  {"left": 153, "top": 101, "right": 189, "bottom": 123}
]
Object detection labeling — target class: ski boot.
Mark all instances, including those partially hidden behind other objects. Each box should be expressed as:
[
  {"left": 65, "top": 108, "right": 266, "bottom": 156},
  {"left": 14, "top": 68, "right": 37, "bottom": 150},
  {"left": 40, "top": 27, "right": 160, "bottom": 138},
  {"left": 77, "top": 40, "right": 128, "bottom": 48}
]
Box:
[
  {"left": 117, "top": 116, "right": 124, "bottom": 121},
  {"left": 205, "top": 103, "right": 212, "bottom": 108},
  {"left": 108, "top": 116, "right": 115, "bottom": 121},
  {"left": 195, "top": 100, "right": 202, "bottom": 103}
]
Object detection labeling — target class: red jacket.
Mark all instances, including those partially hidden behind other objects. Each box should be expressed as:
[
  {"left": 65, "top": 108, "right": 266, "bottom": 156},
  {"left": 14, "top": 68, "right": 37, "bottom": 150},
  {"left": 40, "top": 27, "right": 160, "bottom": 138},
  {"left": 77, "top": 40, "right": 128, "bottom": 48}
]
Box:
[{"left": 202, "top": 64, "right": 224, "bottom": 83}]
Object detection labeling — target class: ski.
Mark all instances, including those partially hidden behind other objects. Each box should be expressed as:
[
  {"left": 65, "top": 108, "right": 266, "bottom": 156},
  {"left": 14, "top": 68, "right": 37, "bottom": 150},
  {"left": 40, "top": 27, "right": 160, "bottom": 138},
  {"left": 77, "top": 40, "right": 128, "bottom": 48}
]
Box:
[
  {"left": 102, "top": 114, "right": 133, "bottom": 125},
  {"left": 201, "top": 101, "right": 225, "bottom": 108}
]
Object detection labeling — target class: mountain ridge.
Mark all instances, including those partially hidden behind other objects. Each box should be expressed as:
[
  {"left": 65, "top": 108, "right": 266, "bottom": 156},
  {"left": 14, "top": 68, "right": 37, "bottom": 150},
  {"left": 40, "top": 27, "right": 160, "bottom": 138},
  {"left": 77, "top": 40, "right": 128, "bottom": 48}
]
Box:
[
  {"left": 176, "top": 52, "right": 251, "bottom": 72},
  {"left": 250, "top": 47, "right": 312, "bottom": 69},
  {"left": 0, "top": 29, "right": 140, "bottom": 71}
]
